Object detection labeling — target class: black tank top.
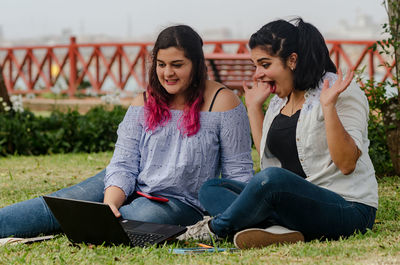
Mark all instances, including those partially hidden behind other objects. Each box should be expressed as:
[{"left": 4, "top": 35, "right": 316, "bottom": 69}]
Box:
[{"left": 266, "top": 110, "right": 307, "bottom": 178}]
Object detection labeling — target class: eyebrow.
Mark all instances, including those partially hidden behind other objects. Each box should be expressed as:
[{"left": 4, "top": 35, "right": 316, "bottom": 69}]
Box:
[
  {"left": 257, "top": 57, "right": 272, "bottom": 63},
  {"left": 156, "top": 59, "right": 185, "bottom": 63}
]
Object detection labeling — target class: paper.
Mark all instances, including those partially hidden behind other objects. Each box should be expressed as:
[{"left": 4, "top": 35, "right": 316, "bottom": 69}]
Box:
[
  {"left": 170, "top": 247, "right": 237, "bottom": 254},
  {"left": 0, "top": 235, "right": 54, "bottom": 246}
]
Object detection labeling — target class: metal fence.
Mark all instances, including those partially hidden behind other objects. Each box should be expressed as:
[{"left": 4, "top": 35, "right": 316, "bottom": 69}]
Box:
[{"left": 0, "top": 38, "right": 395, "bottom": 97}]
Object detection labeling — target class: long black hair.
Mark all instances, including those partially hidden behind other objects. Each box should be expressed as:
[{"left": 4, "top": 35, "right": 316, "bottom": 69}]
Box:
[{"left": 249, "top": 18, "right": 336, "bottom": 91}]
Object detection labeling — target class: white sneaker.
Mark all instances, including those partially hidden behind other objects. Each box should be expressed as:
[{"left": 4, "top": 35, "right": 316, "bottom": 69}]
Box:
[
  {"left": 233, "top": 225, "right": 304, "bottom": 249},
  {"left": 177, "top": 216, "right": 216, "bottom": 242}
]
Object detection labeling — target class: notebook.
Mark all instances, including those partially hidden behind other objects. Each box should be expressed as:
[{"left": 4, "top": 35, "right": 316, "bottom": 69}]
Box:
[{"left": 43, "top": 196, "right": 187, "bottom": 247}]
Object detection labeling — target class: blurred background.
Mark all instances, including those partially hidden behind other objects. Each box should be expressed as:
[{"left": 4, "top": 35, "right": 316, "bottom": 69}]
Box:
[
  {"left": 0, "top": 0, "right": 388, "bottom": 45},
  {"left": 0, "top": 0, "right": 393, "bottom": 104}
]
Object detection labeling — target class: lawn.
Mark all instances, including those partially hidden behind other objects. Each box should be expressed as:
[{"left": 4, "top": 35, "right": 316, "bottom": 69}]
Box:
[{"left": 0, "top": 152, "right": 399, "bottom": 264}]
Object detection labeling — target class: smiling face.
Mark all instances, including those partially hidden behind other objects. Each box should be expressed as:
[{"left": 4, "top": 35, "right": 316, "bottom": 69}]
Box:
[
  {"left": 156, "top": 47, "right": 193, "bottom": 99},
  {"left": 250, "top": 46, "right": 296, "bottom": 98}
]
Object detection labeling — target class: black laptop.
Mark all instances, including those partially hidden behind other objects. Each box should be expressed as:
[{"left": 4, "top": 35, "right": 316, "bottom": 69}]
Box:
[{"left": 43, "top": 196, "right": 187, "bottom": 247}]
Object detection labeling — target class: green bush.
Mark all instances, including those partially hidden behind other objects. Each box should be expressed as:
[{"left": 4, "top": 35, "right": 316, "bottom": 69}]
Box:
[
  {"left": 0, "top": 106, "right": 127, "bottom": 156},
  {"left": 367, "top": 112, "right": 393, "bottom": 176},
  {"left": 359, "top": 78, "right": 395, "bottom": 176},
  {"left": 0, "top": 102, "right": 393, "bottom": 177}
]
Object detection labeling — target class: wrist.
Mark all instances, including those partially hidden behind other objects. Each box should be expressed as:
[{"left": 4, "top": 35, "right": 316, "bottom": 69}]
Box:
[
  {"left": 104, "top": 186, "right": 126, "bottom": 205},
  {"left": 321, "top": 104, "right": 336, "bottom": 114},
  {"left": 246, "top": 102, "right": 264, "bottom": 112}
]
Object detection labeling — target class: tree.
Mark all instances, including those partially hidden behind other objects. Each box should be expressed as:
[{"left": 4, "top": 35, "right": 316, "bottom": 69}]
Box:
[
  {"left": 362, "top": 1, "right": 400, "bottom": 175},
  {"left": 0, "top": 66, "right": 12, "bottom": 112},
  {"left": 386, "top": 0, "right": 400, "bottom": 91},
  {"left": 381, "top": 0, "right": 400, "bottom": 174}
]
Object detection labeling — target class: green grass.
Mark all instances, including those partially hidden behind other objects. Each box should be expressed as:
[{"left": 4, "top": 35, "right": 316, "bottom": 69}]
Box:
[{"left": 1, "top": 152, "right": 400, "bottom": 264}]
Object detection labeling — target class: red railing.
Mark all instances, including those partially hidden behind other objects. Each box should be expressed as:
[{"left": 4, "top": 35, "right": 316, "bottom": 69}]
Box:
[{"left": 0, "top": 38, "right": 395, "bottom": 97}]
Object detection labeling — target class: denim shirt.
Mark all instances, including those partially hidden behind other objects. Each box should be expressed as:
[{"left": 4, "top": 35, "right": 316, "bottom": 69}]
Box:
[
  {"left": 260, "top": 72, "right": 378, "bottom": 209},
  {"left": 104, "top": 103, "right": 254, "bottom": 212}
]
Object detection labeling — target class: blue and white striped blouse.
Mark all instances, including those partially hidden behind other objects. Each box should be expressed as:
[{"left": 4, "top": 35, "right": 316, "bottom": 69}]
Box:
[{"left": 104, "top": 103, "right": 254, "bottom": 212}]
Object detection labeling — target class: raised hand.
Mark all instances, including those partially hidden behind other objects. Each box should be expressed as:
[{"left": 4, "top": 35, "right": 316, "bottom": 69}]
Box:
[
  {"left": 243, "top": 78, "right": 272, "bottom": 110},
  {"left": 320, "top": 69, "right": 354, "bottom": 108},
  {"left": 242, "top": 77, "right": 273, "bottom": 154}
]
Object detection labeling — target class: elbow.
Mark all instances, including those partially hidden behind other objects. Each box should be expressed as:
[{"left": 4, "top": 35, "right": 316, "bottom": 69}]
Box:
[
  {"left": 341, "top": 167, "right": 355, "bottom": 175},
  {"left": 333, "top": 149, "right": 360, "bottom": 175},
  {"left": 338, "top": 162, "right": 356, "bottom": 175}
]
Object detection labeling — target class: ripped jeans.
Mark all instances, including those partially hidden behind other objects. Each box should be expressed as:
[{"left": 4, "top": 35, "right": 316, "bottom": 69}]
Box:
[{"left": 199, "top": 167, "right": 376, "bottom": 240}]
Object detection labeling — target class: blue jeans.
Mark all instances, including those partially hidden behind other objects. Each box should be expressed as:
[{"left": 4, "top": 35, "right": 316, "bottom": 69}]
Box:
[
  {"left": 199, "top": 167, "right": 376, "bottom": 240},
  {"left": 0, "top": 170, "right": 202, "bottom": 238}
]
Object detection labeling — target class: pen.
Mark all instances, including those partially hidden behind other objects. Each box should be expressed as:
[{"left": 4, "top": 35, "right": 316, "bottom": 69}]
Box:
[{"left": 196, "top": 243, "right": 213, "bottom": 248}]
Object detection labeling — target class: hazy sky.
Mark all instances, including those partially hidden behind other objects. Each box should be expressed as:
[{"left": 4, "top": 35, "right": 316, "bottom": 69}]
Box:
[{"left": 0, "top": 0, "right": 388, "bottom": 40}]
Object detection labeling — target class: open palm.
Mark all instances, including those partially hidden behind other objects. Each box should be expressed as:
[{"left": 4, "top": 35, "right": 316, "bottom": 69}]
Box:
[{"left": 320, "top": 69, "right": 354, "bottom": 108}]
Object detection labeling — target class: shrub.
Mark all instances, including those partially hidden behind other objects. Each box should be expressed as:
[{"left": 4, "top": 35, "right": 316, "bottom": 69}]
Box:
[
  {"left": 359, "top": 78, "right": 395, "bottom": 176},
  {"left": 0, "top": 106, "right": 127, "bottom": 156},
  {"left": 367, "top": 110, "right": 394, "bottom": 176}
]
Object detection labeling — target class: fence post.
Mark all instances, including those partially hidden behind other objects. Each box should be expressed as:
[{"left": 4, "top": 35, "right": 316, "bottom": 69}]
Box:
[
  {"left": 368, "top": 49, "right": 375, "bottom": 80},
  {"left": 69, "top": 36, "right": 77, "bottom": 97},
  {"left": 0, "top": 66, "right": 12, "bottom": 112},
  {"left": 141, "top": 46, "right": 147, "bottom": 89}
]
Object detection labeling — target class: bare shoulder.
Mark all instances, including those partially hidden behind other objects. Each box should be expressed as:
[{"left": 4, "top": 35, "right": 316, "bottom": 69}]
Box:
[
  {"left": 130, "top": 91, "right": 145, "bottom": 107},
  {"left": 205, "top": 80, "right": 241, "bottom": 112}
]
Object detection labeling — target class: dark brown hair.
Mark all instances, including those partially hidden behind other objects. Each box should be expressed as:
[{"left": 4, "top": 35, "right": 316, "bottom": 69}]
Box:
[{"left": 146, "top": 25, "right": 208, "bottom": 136}]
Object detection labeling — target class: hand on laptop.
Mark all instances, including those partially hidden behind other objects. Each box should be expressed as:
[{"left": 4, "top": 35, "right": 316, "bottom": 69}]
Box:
[
  {"left": 104, "top": 186, "right": 126, "bottom": 218},
  {"left": 108, "top": 204, "right": 121, "bottom": 218}
]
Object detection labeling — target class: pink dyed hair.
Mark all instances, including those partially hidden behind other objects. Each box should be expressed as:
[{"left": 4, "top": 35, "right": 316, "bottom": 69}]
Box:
[
  {"left": 144, "top": 25, "right": 207, "bottom": 137},
  {"left": 144, "top": 88, "right": 203, "bottom": 137}
]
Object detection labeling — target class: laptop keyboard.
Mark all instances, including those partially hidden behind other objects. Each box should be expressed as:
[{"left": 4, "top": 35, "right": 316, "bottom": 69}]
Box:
[{"left": 126, "top": 231, "right": 164, "bottom": 247}]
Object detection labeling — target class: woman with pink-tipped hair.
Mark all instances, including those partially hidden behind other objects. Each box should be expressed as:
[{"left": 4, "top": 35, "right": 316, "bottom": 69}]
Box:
[{"left": 0, "top": 25, "right": 254, "bottom": 239}]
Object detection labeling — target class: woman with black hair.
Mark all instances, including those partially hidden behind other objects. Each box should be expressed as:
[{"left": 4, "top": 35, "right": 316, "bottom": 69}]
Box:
[
  {"left": 180, "top": 18, "right": 378, "bottom": 249},
  {"left": 0, "top": 25, "right": 253, "bottom": 240}
]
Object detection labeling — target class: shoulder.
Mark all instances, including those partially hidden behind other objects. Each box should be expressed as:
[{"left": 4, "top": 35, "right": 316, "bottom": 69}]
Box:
[
  {"left": 204, "top": 80, "right": 241, "bottom": 112},
  {"left": 130, "top": 91, "right": 146, "bottom": 107},
  {"left": 121, "top": 92, "right": 145, "bottom": 125}
]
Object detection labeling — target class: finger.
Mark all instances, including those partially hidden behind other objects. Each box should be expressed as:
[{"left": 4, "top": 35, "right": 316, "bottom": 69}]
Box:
[
  {"left": 337, "top": 68, "right": 343, "bottom": 81},
  {"left": 338, "top": 71, "right": 354, "bottom": 93},
  {"left": 344, "top": 71, "right": 354, "bottom": 84},
  {"left": 110, "top": 205, "right": 121, "bottom": 218}
]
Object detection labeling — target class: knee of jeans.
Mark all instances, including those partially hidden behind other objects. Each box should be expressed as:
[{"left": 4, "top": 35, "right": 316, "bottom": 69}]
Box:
[
  {"left": 50, "top": 172, "right": 105, "bottom": 201},
  {"left": 203, "top": 178, "right": 223, "bottom": 188},
  {"left": 95, "top": 169, "right": 106, "bottom": 178},
  {"left": 251, "top": 167, "right": 288, "bottom": 189},
  {"left": 120, "top": 206, "right": 165, "bottom": 224},
  {"left": 199, "top": 180, "right": 216, "bottom": 206},
  {"left": 199, "top": 178, "right": 222, "bottom": 197}
]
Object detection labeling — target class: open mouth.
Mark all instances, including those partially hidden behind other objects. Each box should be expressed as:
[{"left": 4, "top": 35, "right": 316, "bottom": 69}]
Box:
[
  {"left": 166, "top": 79, "right": 178, "bottom": 85},
  {"left": 267, "top": 81, "right": 276, "bottom": 93}
]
